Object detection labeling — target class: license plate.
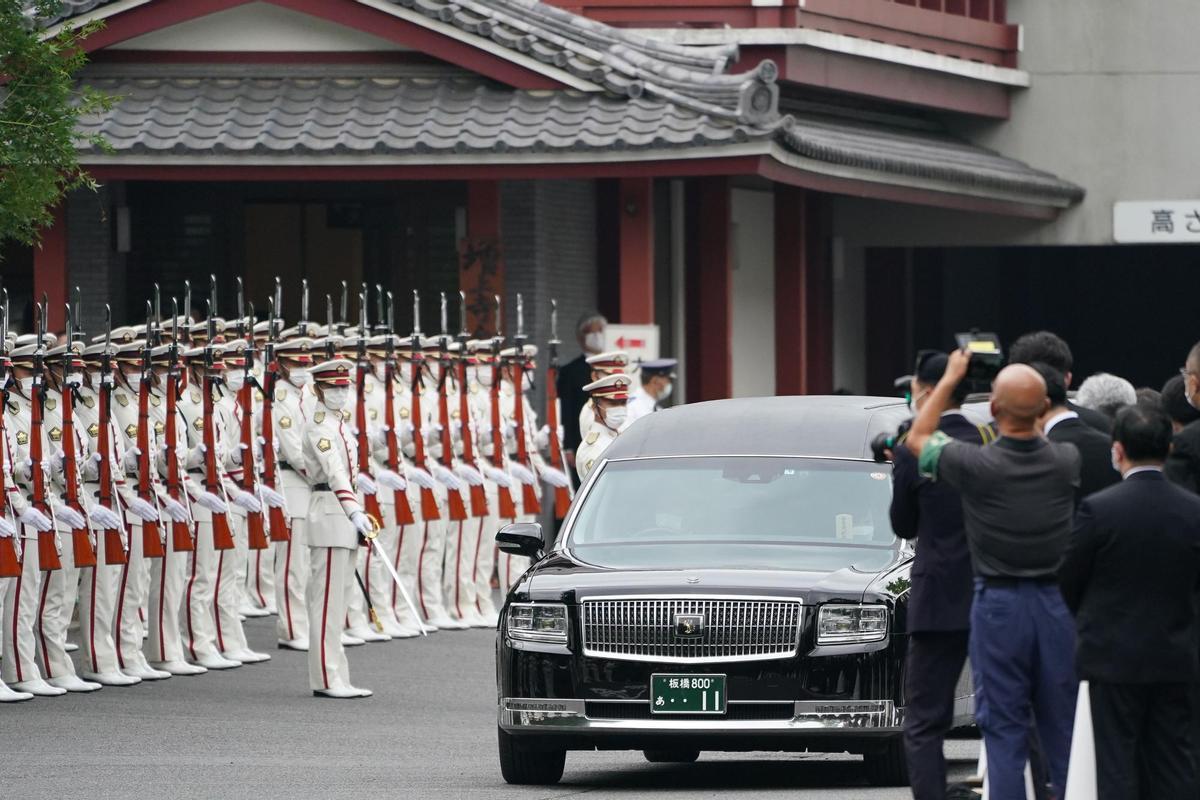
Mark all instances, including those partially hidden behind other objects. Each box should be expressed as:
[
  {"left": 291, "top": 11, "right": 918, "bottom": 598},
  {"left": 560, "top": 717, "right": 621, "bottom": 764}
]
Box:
[{"left": 651, "top": 674, "right": 726, "bottom": 715}]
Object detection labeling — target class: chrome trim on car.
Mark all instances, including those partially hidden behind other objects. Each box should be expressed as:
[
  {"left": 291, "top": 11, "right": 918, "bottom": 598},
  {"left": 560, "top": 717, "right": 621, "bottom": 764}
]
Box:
[
  {"left": 498, "top": 697, "right": 903, "bottom": 732},
  {"left": 580, "top": 596, "right": 803, "bottom": 664}
]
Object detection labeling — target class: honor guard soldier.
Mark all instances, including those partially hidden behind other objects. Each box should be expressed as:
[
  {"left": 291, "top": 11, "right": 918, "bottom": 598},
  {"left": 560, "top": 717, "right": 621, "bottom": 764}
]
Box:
[
  {"left": 576, "top": 373, "right": 632, "bottom": 483},
  {"left": 303, "top": 359, "right": 376, "bottom": 698},
  {"left": 578, "top": 351, "right": 629, "bottom": 446},
  {"left": 271, "top": 332, "right": 316, "bottom": 650},
  {"left": 626, "top": 358, "right": 677, "bottom": 424},
  {"left": 497, "top": 343, "right": 549, "bottom": 595},
  {"left": 247, "top": 319, "right": 278, "bottom": 616}
]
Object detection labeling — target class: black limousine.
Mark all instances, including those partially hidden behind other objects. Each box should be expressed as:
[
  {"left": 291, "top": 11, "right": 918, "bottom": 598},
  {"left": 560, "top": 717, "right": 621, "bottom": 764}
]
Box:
[{"left": 495, "top": 396, "right": 973, "bottom": 786}]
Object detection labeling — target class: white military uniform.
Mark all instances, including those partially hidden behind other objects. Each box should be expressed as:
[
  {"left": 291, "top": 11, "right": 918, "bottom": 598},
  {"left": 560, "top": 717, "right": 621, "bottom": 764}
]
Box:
[
  {"left": 302, "top": 359, "right": 372, "bottom": 698},
  {"left": 0, "top": 390, "right": 41, "bottom": 700},
  {"left": 576, "top": 373, "right": 633, "bottom": 483},
  {"left": 497, "top": 348, "right": 548, "bottom": 596},
  {"left": 272, "top": 350, "right": 315, "bottom": 649}
]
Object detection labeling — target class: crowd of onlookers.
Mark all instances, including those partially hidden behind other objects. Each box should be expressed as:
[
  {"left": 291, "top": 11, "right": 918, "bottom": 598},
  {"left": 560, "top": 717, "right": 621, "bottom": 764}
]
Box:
[{"left": 892, "top": 331, "right": 1200, "bottom": 800}]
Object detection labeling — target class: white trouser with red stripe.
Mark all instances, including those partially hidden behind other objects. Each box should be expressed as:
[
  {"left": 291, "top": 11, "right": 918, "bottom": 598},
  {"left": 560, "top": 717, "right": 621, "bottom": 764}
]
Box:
[
  {"left": 363, "top": 500, "right": 402, "bottom": 629},
  {"left": 273, "top": 518, "right": 308, "bottom": 643},
  {"left": 445, "top": 513, "right": 485, "bottom": 622},
  {"left": 417, "top": 513, "right": 451, "bottom": 623},
  {"left": 497, "top": 513, "right": 533, "bottom": 597},
  {"left": 2, "top": 531, "right": 44, "bottom": 684},
  {"left": 247, "top": 541, "right": 275, "bottom": 611},
  {"left": 184, "top": 517, "right": 221, "bottom": 660},
  {"left": 475, "top": 484, "right": 511, "bottom": 618},
  {"left": 307, "top": 545, "right": 354, "bottom": 691},
  {"left": 147, "top": 522, "right": 190, "bottom": 665},
  {"left": 344, "top": 544, "right": 370, "bottom": 632},
  {"left": 78, "top": 510, "right": 123, "bottom": 675},
  {"left": 391, "top": 485, "right": 425, "bottom": 628},
  {"left": 215, "top": 512, "right": 249, "bottom": 655},
  {"left": 35, "top": 524, "right": 82, "bottom": 681},
  {"left": 115, "top": 521, "right": 153, "bottom": 672}
]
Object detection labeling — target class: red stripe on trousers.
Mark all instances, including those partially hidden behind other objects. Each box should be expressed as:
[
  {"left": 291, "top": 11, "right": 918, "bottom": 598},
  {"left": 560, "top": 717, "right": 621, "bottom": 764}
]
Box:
[
  {"left": 417, "top": 522, "right": 429, "bottom": 618},
  {"left": 115, "top": 548, "right": 131, "bottom": 670},
  {"left": 185, "top": 531, "right": 199, "bottom": 660},
  {"left": 320, "top": 548, "right": 332, "bottom": 690},
  {"left": 391, "top": 525, "right": 404, "bottom": 615},
  {"left": 214, "top": 550, "right": 226, "bottom": 653},
  {"left": 156, "top": 552, "right": 167, "bottom": 662},
  {"left": 11, "top": 539, "right": 24, "bottom": 681},
  {"left": 37, "top": 570, "right": 52, "bottom": 676},
  {"left": 472, "top": 519, "right": 484, "bottom": 613},
  {"left": 283, "top": 539, "right": 294, "bottom": 641},
  {"left": 89, "top": 563, "right": 100, "bottom": 672},
  {"left": 454, "top": 521, "right": 464, "bottom": 618}
]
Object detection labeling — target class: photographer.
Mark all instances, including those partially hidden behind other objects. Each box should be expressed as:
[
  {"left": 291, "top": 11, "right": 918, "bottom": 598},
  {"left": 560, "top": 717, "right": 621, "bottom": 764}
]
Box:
[
  {"left": 889, "top": 352, "right": 994, "bottom": 800},
  {"left": 906, "top": 351, "right": 1080, "bottom": 800}
]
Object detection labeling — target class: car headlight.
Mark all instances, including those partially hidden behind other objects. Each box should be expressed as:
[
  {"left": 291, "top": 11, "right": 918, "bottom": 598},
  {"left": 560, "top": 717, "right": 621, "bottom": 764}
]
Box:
[
  {"left": 506, "top": 603, "right": 569, "bottom": 645},
  {"left": 817, "top": 604, "right": 888, "bottom": 645}
]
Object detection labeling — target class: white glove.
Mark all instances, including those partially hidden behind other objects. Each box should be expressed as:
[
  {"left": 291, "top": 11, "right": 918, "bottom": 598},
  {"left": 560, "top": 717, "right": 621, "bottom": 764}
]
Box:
[
  {"left": 50, "top": 449, "right": 66, "bottom": 473},
  {"left": 504, "top": 420, "right": 517, "bottom": 441},
  {"left": 126, "top": 496, "right": 159, "bottom": 522},
  {"left": 122, "top": 447, "right": 142, "bottom": 472},
  {"left": 425, "top": 424, "right": 444, "bottom": 446},
  {"left": 260, "top": 485, "right": 287, "bottom": 509},
  {"left": 18, "top": 507, "right": 54, "bottom": 532},
  {"left": 535, "top": 425, "right": 551, "bottom": 450},
  {"left": 196, "top": 492, "right": 228, "bottom": 514},
  {"left": 407, "top": 466, "right": 436, "bottom": 489},
  {"left": 89, "top": 505, "right": 123, "bottom": 530},
  {"left": 451, "top": 420, "right": 463, "bottom": 441},
  {"left": 160, "top": 496, "right": 189, "bottom": 523},
  {"left": 431, "top": 463, "right": 464, "bottom": 491},
  {"left": 477, "top": 424, "right": 493, "bottom": 440},
  {"left": 454, "top": 463, "right": 485, "bottom": 486},
  {"left": 509, "top": 462, "right": 536, "bottom": 486},
  {"left": 231, "top": 490, "right": 262, "bottom": 513},
  {"left": 483, "top": 465, "right": 514, "bottom": 488},
  {"left": 0, "top": 517, "right": 15, "bottom": 538},
  {"left": 369, "top": 426, "right": 388, "bottom": 448},
  {"left": 540, "top": 466, "right": 571, "bottom": 489},
  {"left": 231, "top": 442, "right": 248, "bottom": 465},
  {"left": 377, "top": 469, "right": 407, "bottom": 491},
  {"left": 52, "top": 503, "right": 87, "bottom": 529},
  {"left": 355, "top": 473, "right": 378, "bottom": 495},
  {"left": 350, "top": 510, "right": 373, "bottom": 537}
]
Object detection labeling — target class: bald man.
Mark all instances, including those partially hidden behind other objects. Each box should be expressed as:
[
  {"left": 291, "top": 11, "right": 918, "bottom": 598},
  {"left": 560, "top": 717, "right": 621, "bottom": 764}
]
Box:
[{"left": 907, "top": 351, "right": 1080, "bottom": 800}]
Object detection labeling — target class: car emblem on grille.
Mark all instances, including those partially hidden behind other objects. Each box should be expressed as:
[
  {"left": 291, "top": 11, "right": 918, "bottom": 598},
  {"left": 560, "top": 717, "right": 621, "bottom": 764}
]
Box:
[
  {"left": 686, "top": 576, "right": 700, "bottom": 584},
  {"left": 674, "top": 613, "right": 705, "bottom": 638}
]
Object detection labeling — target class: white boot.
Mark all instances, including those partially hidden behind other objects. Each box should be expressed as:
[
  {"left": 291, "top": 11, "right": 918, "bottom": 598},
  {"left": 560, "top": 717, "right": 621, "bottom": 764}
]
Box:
[
  {"left": 11, "top": 678, "right": 68, "bottom": 697},
  {"left": 0, "top": 681, "right": 34, "bottom": 702},
  {"left": 46, "top": 675, "right": 102, "bottom": 693}
]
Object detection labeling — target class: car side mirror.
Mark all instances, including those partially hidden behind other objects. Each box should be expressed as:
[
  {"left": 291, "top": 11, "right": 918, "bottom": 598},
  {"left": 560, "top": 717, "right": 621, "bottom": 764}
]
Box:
[{"left": 496, "top": 522, "right": 545, "bottom": 562}]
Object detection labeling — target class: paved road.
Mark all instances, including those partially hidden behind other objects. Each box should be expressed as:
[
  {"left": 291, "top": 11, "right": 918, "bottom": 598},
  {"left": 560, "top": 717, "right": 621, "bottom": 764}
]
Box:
[{"left": 0, "top": 616, "right": 978, "bottom": 799}]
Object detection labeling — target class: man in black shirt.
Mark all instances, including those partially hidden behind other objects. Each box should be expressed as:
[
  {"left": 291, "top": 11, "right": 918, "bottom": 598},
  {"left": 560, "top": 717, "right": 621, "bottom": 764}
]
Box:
[
  {"left": 1009, "top": 330, "right": 1112, "bottom": 434},
  {"left": 907, "top": 352, "right": 1080, "bottom": 800},
  {"left": 1060, "top": 405, "right": 1200, "bottom": 800},
  {"left": 556, "top": 311, "right": 607, "bottom": 486}
]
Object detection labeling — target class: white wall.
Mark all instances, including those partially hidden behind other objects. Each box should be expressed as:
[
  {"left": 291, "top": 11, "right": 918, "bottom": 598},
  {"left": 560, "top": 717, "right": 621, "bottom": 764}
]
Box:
[
  {"left": 111, "top": 2, "right": 409, "bottom": 51},
  {"left": 730, "top": 188, "right": 776, "bottom": 397}
]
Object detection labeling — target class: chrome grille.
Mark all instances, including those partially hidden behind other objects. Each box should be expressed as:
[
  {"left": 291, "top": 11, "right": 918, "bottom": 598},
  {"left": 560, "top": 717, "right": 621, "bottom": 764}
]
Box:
[{"left": 581, "top": 597, "right": 803, "bottom": 663}]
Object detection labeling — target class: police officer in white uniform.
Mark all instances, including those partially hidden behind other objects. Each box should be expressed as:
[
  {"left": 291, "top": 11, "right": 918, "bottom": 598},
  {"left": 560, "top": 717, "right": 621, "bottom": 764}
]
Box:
[
  {"left": 576, "top": 373, "right": 633, "bottom": 483},
  {"left": 626, "top": 358, "right": 676, "bottom": 425}
]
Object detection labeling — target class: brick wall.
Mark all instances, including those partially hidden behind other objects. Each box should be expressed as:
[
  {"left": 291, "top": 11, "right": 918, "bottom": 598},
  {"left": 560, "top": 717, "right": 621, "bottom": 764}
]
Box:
[{"left": 66, "top": 183, "right": 127, "bottom": 337}]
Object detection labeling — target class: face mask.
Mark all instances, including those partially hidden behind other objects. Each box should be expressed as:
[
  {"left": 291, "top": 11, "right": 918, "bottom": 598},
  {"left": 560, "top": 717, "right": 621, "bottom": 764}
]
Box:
[
  {"left": 125, "top": 372, "right": 141, "bottom": 390},
  {"left": 374, "top": 363, "right": 387, "bottom": 382},
  {"left": 907, "top": 389, "right": 928, "bottom": 414},
  {"left": 1111, "top": 446, "right": 1121, "bottom": 474},
  {"left": 604, "top": 405, "right": 627, "bottom": 429},
  {"left": 476, "top": 367, "right": 493, "bottom": 387},
  {"left": 64, "top": 373, "right": 83, "bottom": 388},
  {"left": 322, "top": 386, "right": 349, "bottom": 411},
  {"left": 584, "top": 331, "right": 605, "bottom": 354},
  {"left": 658, "top": 382, "right": 673, "bottom": 402},
  {"left": 522, "top": 372, "right": 534, "bottom": 392},
  {"left": 289, "top": 368, "right": 312, "bottom": 388},
  {"left": 225, "top": 371, "right": 245, "bottom": 392},
  {"left": 17, "top": 376, "right": 34, "bottom": 395}
]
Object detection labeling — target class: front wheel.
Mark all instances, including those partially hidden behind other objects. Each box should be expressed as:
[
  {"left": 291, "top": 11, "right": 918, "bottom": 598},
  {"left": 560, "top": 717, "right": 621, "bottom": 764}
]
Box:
[
  {"left": 862, "top": 736, "right": 908, "bottom": 786},
  {"left": 643, "top": 749, "right": 700, "bottom": 763},
  {"left": 498, "top": 727, "right": 566, "bottom": 785}
]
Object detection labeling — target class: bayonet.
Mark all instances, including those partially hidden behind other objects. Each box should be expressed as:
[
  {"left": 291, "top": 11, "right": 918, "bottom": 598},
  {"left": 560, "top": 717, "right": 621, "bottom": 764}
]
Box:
[
  {"left": 359, "top": 288, "right": 368, "bottom": 340},
  {"left": 274, "top": 277, "right": 283, "bottom": 336},
  {"left": 387, "top": 291, "right": 395, "bottom": 335},
  {"left": 375, "top": 284, "right": 385, "bottom": 333},
  {"left": 209, "top": 274, "right": 218, "bottom": 326},
  {"left": 339, "top": 281, "right": 348, "bottom": 333},
  {"left": 549, "top": 299, "right": 560, "bottom": 348},
  {"left": 325, "top": 294, "right": 335, "bottom": 360},
  {"left": 235, "top": 277, "right": 245, "bottom": 337},
  {"left": 439, "top": 292, "right": 448, "bottom": 341},
  {"left": 300, "top": 279, "right": 310, "bottom": 337},
  {"left": 412, "top": 290, "right": 422, "bottom": 337},
  {"left": 183, "top": 280, "right": 192, "bottom": 346},
  {"left": 515, "top": 293, "right": 525, "bottom": 344},
  {"left": 72, "top": 286, "right": 82, "bottom": 341},
  {"left": 153, "top": 283, "right": 161, "bottom": 339},
  {"left": 458, "top": 291, "right": 469, "bottom": 340}
]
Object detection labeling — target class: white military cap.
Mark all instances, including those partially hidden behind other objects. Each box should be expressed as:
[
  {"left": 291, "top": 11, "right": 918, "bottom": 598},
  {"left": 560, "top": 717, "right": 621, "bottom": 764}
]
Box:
[
  {"left": 586, "top": 351, "right": 630, "bottom": 374},
  {"left": 583, "top": 373, "right": 632, "bottom": 400}
]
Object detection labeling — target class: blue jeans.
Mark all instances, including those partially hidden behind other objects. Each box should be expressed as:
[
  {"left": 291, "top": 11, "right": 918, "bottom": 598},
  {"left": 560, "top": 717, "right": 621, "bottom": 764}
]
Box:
[{"left": 970, "top": 579, "right": 1078, "bottom": 800}]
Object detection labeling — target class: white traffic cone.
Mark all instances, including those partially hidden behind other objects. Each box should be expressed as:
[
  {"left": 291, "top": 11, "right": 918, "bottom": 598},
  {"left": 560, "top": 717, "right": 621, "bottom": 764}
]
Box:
[
  {"left": 1064, "top": 680, "right": 1097, "bottom": 800},
  {"left": 977, "top": 740, "right": 1039, "bottom": 800}
]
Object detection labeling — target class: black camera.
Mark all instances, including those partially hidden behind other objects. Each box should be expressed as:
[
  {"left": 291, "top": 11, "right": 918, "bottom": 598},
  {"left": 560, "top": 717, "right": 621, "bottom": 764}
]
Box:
[
  {"left": 954, "top": 330, "right": 1004, "bottom": 385},
  {"left": 870, "top": 419, "right": 913, "bottom": 463}
]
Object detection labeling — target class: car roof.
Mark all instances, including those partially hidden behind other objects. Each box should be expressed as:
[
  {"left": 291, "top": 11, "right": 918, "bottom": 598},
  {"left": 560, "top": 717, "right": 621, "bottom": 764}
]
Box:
[{"left": 603, "top": 395, "right": 911, "bottom": 461}]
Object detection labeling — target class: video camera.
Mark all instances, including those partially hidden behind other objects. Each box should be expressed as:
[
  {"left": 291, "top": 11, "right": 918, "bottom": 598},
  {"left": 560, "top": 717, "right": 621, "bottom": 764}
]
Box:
[{"left": 954, "top": 330, "right": 1004, "bottom": 386}]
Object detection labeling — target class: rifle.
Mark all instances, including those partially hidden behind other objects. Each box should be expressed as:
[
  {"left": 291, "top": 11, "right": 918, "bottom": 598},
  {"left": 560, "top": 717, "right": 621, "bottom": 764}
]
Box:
[
  {"left": 164, "top": 299, "right": 193, "bottom": 552},
  {"left": 490, "top": 295, "right": 517, "bottom": 519},
  {"left": 238, "top": 300, "right": 268, "bottom": 551},
  {"left": 512, "top": 294, "right": 541, "bottom": 515},
  {"left": 261, "top": 286, "right": 291, "bottom": 543},
  {"left": 409, "top": 291, "right": 439, "bottom": 520},
  {"left": 204, "top": 286, "right": 235, "bottom": 551},
  {"left": 382, "top": 292, "right": 415, "bottom": 525},
  {"left": 0, "top": 295, "right": 20, "bottom": 577},
  {"left": 136, "top": 301, "right": 165, "bottom": 559},
  {"left": 96, "top": 306, "right": 127, "bottom": 565},
  {"left": 545, "top": 299, "right": 572, "bottom": 518},
  {"left": 325, "top": 295, "right": 336, "bottom": 360},
  {"left": 30, "top": 300, "right": 62, "bottom": 570},
  {"left": 437, "top": 292, "right": 468, "bottom": 522},
  {"left": 354, "top": 287, "right": 384, "bottom": 529},
  {"left": 61, "top": 304, "right": 97, "bottom": 567},
  {"left": 457, "top": 291, "right": 487, "bottom": 517}
]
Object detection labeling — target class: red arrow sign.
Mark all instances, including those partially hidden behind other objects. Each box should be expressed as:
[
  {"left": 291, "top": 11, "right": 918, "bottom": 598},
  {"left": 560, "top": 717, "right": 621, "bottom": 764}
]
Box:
[{"left": 615, "top": 336, "right": 646, "bottom": 349}]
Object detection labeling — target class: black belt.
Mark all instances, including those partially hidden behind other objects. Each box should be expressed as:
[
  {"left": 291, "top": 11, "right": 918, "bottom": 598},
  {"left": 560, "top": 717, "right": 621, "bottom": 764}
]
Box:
[
  {"left": 279, "top": 460, "right": 296, "bottom": 471},
  {"left": 188, "top": 469, "right": 204, "bottom": 476},
  {"left": 982, "top": 576, "right": 1058, "bottom": 588},
  {"left": 312, "top": 483, "right": 332, "bottom": 492}
]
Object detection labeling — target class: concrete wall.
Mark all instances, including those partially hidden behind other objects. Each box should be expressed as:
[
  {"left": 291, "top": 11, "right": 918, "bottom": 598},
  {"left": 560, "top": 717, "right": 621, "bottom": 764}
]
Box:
[
  {"left": 67, "top": 184, "right": 127, "bottom": 339},
  {"left": 835, "top": 0, "right": 1200, "bottom": 248},
  {"left": 730, "top": 188, "right": 776, "bottom": 398}
]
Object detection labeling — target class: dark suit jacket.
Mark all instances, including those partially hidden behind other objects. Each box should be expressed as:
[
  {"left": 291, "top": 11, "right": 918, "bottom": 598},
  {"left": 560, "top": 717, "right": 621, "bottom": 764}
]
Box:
[
  {"left": 1166, "top": 417, "right": 1200, "bottom": 495},
  {"left": 1069, "top": 400, "right": 1113, "bottom": 435},
  {"left": 1060, "top": 471, "right": 1200, "bottom": 683},
  {"left": 1046, "top": 416, "right": 1119, "bottom": 502},
  {"left": 890, "top": 412, "right": 988, "bottom": 633},
  {"left": 557, "top": 354, "right": 591, "bottom": 454}
]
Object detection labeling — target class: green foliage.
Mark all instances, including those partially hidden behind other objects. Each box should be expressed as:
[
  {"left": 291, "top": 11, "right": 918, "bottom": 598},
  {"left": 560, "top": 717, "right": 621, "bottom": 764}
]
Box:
[{"left": 1, "top": 0, "right": 111, "bottom": 247}]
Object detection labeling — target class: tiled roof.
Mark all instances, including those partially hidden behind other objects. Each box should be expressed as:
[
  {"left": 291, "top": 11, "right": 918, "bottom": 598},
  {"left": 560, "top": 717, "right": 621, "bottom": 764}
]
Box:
[
  {"left": 74, "top": 74, "right": 762, "bottom": 156},
  {"left": 23, "top": 0, "right": 118, "bottom": 26}
]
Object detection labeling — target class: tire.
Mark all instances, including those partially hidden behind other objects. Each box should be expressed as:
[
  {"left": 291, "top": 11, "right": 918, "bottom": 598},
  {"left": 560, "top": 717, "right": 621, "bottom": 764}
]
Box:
[
  {"left": 643, "top": 749, "right": 700, "bottom": 764},
  {"left": 863, "top": 736, "right": 908, "bottom": 787},
  {"left": 497, "top": 727, "right": 566, "bottom": 785}
]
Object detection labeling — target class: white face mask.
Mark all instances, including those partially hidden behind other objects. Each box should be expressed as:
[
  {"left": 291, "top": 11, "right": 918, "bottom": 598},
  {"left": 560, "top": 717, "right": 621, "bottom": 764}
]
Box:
[
  {"left": 658, "top": 382, "right": 673, "bottom": 402},
  {"left": 1111, "top": 446, "right": 1121, "bottom": 474},
  {"left": 584, "top": 331, "right": 605, "bottom": 354},
  {"left": 604, "top": 405, "right": 627, "bottom": 429},
  {"left": 476, "top": 367, "right": 493, "bottom": 387},
  {"left": 124, "top": 372, "right": 141, "bottom": 390},
  {"left": 225, "top": 371, "right": 245, "bottom": 392},
  {"left": 17, "top": 376, "right": 34, "bottom": 395},
  {"left": 322, "top": 386, "right": 349, "bottom": 411},
  {"left": 522, "top": 372, "right": 534, "bottom": 392},
  {"left": 373, "top": 363, "right": 387, "bottom": 382},
  {"left": 289, "top": 368, "right": 312, "bottom": 388},
  {"left": 64, "top": 373, "right": 83, "bottom": 388}
]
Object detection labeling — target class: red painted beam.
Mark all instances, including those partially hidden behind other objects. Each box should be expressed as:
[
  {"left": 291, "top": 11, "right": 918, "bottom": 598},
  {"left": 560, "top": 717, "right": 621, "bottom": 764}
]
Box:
[
  {"left": 685, "top": 177, "right": 731, "bottom": 401},
  {"left": 617, "top": 176, "right": 654, "bottom": 324},
  {"left": 33, "top": 203, "right": 68, "bottom": 332},
  {"left": 774, "top": 184, "right": 805, "bottom": 395},
  {"left": 800, "top": 193, "right": 834, "bottom": 395},
  {"left": 460, "top": 180, "right": 504, "bottom": 337}
]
